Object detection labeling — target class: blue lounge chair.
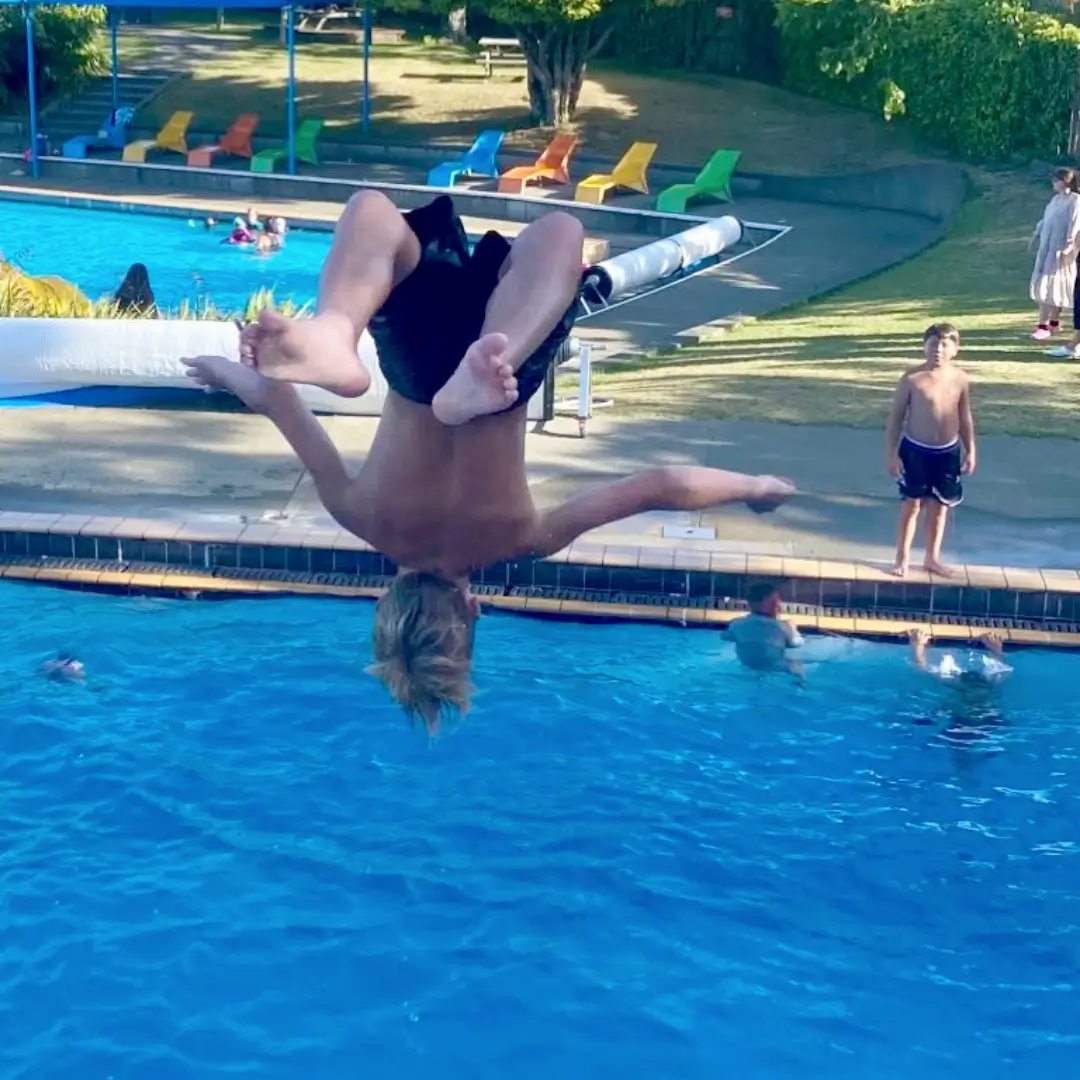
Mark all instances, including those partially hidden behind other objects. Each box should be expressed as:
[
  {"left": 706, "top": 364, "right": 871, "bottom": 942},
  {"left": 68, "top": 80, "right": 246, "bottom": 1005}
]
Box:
[
  {"left": 427, "top": 129, "right": 505, "bottom": 188},
  {"left": 62, "top": 107, "right": 134, "bottom": 160}
]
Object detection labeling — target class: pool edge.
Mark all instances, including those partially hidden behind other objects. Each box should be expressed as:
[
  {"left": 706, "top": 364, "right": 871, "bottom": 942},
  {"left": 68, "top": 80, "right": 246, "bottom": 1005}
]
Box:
[{"left": 2, "top": 518, "right": 1079, "bottom": 649}]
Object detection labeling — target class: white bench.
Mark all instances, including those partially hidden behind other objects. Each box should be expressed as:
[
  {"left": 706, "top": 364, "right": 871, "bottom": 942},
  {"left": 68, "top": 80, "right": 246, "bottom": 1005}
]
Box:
[
  {"left": 297, "top": 6, "right": 357, "bottom": 32},
  {"left": 475, "top": 36, "right": 526, "bottom": 78}
]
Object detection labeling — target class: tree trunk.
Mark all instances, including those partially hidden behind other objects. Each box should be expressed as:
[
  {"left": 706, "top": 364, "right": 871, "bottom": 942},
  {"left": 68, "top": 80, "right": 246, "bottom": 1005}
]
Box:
[
  {"left": 447, "top": 6, "right": 467, "bottom": 45},
  {"left": 517, "top": 22, "right": 612, "bottom": 126}
]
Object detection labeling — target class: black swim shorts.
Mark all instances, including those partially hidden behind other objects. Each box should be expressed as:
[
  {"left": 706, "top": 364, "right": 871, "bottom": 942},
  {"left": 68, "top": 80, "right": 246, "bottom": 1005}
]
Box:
[
  {"left": 368, "top": 194, "right": 578, "bottom": 409},
  {"left": 897, "top": 436, "right": 963, "bottom": 507}
]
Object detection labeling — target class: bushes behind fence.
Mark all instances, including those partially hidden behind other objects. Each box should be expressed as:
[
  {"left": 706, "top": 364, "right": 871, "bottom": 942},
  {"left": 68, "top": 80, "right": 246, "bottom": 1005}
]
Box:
[{"left": 775, "top": 0, "right": 1080, "bottom": 159}]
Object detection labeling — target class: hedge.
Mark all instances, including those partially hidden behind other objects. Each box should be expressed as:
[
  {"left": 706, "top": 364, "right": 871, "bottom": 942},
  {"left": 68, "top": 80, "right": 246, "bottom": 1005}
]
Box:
[{"left": 775, "top": 0, "right": 1080, "bottom": 159}]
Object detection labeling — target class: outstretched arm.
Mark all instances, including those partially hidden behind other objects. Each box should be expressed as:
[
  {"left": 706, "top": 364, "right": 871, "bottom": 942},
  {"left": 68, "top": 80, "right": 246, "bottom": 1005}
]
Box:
[
  {"left": 908, "top": 627, "right": 932, "bottom": 673},
  {"left": 183, "top": 355, "right": 353, "bottom": 518},
  {"left": 531, "top": 467, "right": 794, "bottom": 557}
]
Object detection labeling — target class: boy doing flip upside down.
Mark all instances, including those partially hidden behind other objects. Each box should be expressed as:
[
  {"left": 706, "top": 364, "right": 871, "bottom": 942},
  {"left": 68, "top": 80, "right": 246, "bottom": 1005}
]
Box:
[
  {"left": 183, "top": 193, "right": 796, "bottom": 732},
  {"left": 885, "top": 322, "right": 977, "bottom": 578}
]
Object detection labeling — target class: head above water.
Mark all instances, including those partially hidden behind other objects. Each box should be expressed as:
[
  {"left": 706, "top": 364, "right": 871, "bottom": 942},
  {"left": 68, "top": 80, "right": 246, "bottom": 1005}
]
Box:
[
  {"left": 747, "top": 580, "right": 783, "bottom": 617},
  {"left": 923, "top": 321, "right": 960, "bottom": 366},
  {"left": 368, "top": 571, "right": 480, "bottom": 734},
  {"left": 44, "top": 655, "right": 85, "bottom": 679}
]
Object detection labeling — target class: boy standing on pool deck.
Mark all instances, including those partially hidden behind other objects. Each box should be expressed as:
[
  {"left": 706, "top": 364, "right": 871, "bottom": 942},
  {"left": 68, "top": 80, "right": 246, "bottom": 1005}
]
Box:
[
  {"left": 182, "top": 192, "right": 796, "bottom": 733},
  {"left": 885, "top": 322, "right": 976, "bottom": 578}
]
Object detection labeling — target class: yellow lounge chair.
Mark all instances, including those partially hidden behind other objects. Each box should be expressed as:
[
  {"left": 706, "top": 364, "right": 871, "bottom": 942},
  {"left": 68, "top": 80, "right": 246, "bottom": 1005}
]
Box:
[
  {"left": 123, "top": 111, "right": 194, "bottom": 164},
  {"left": 574, "top": 141, "right": 657, "bottom": 205}
]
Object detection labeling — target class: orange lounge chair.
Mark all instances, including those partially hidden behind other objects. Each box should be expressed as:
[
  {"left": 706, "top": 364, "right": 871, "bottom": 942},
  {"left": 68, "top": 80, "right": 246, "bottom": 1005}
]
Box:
[
  {"left": 187, "top": 113, "right": 260, "bottom": 168},
  {"left": 497, "top": 134, "right": 579, "bottom": 195}
]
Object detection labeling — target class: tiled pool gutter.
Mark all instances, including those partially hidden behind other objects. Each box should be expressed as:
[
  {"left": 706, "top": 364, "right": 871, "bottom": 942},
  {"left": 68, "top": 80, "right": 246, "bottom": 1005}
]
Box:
[{"left": 1, "top": 515, "right": 1078, "bottom": 649}]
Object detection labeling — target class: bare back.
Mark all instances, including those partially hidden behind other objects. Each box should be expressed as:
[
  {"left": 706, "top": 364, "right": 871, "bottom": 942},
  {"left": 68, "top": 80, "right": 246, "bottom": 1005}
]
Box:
[
  {"left": 901, "top": 364, "right": 969, "bottom": 445},
  {"left": 343, "top": 392, "right": 538, "bottom": 574}
]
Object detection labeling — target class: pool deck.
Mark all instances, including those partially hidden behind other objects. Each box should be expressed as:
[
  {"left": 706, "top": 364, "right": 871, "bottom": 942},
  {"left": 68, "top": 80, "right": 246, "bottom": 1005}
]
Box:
[{"left": 0, "top": 405, "right": 1078, "bottom": 648}]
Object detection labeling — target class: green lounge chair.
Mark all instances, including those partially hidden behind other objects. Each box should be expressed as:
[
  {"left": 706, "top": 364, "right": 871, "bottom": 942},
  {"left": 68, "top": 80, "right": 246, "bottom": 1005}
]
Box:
[
  {"left": 655, "top": 149, "right": 741, "bottom": 214},
  {"left": 251, "top": 117, "right": 324, "bottom": 173}
]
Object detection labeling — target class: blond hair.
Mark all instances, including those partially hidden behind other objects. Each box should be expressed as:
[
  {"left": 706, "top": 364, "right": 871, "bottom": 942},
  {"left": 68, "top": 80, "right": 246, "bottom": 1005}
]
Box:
[{"left": 367, "top": 571, "right": 476, "bottom": 733}]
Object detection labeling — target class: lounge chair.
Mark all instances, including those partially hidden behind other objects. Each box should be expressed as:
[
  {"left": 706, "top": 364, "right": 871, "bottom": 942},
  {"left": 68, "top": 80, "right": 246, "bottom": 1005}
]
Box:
[
  {"left": 655, "top": 149, "right": 741, "bottom": 214},
  {"left": 427, "top": 129, "right": 505, "bottom": 188},
  {"left": 122, "top": 110, "right": 194, "bottom": 164},
  {"left": 62, "top": 107, "right": 134, "bottom": 160},
  {"left": 497, "top": 133, "right": 579, "bottom": 195},
  {"left": 251, "top": 117, "right": 324, "bottom": 173},
  {"left": 187, "top": 112, "right": 260, "bottom": 168},
  {"left": 574, "top": 141, "right": 657, "bottom": 205}
]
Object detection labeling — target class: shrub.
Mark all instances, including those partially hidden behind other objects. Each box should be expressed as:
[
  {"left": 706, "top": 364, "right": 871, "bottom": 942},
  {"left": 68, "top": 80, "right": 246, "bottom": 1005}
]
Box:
[
  {"left": 0, "top": 5, "right": 106, "bottom": 112},
  {"left": 775, "top": 0, "right": 1080, "bottom": 159},
  {"left": 0, "top": 279, "right": 311, "bottom": 321}
]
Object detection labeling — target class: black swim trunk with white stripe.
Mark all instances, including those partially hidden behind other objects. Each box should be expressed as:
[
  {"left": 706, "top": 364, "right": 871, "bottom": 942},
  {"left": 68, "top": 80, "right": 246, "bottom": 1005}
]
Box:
[
  {"left": 368, "top": 195, "right": 579, "bottom": 410},
  {"left": 897, "top": 436, "right": 963, "bottom": 507}
]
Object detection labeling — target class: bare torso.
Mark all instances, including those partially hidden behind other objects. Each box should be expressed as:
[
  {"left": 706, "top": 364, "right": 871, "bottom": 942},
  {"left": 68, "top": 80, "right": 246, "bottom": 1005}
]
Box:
[
  {"left": 338, "top": 392, "right": 539, "bottom": 574},
  {"left": 903, "top": 364, "right": 968, "bottom": 445}
]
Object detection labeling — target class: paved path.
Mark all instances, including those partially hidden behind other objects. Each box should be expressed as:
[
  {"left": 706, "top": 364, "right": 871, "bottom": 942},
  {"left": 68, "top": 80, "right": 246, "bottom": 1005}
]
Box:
[{"left": 1, "top": 408, "right": 1077, "bottom": 570}]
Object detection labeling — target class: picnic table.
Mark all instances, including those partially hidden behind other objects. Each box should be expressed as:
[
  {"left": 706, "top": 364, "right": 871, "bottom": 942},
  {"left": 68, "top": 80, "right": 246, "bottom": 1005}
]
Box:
[
  {"left": 476, "top": 36, "right": 527, "bottom": 78},
  {"left": 297, "top": 5, "right": 359, "bottom": 32}
]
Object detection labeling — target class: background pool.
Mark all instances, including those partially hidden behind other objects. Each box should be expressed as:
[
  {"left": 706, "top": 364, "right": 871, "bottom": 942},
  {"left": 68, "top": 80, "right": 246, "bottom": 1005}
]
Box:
[
  {"left": 0, "top": 199, "right": 332, "bottom": 311},
  {"left": 1, "top": 581, "right": 1077, "bottom": 1080}
]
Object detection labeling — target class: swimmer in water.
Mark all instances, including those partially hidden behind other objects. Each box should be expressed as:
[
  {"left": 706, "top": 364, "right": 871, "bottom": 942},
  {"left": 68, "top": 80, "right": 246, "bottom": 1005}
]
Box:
[
  {"left": 255, "top": 217, "right": 287, "bottom": 255},
  {"left": 726, "top": 580, "right": 806, "bottom": 684},
  {"left": 908, "top": 627, "right": 1012, "bottom": 743},
  {"left": 182, "top": 192, "right": 797, "bottom": 733},
  {"left": 42, "top": 655, "right": 85, "bottom": 681}
]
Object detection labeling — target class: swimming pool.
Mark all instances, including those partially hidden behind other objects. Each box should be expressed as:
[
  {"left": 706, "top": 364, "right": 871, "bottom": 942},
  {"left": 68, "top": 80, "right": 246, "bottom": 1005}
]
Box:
[
  {"left": 0, "top": 198, "right": 333, "bottom": 311},
  {"left": 2, "top": 581, "right": 1077, "bottom": 1079}
]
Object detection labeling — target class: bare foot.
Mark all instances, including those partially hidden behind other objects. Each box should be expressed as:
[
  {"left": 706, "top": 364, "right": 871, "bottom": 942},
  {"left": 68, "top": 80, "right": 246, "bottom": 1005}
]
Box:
[
  {"left": 183, "top": 354, "right": 285, "bottom": 414},
  {"left": 431, "top": 333, "right": 518, "bottom": 426},
  {"left": 978, "top": 630, "right": 1005, "bottom": 657},
  {"left": 744, "top": 476, "right": 797, "bottom": 514},
  {"left": 242, "top": 309, "right": 370, "bottom": 398},
  {"left": 923, "top": 558, "right": 955, "bottom": 578},
  {"left": 908, "top": 627, "right": 931, "bottom": 647},
  {"left": 888, "top": 561, "right": 908, "bottom": 578}
]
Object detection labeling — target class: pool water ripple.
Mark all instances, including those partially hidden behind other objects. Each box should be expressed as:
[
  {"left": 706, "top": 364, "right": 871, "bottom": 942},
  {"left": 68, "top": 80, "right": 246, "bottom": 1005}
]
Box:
[{"left": 1, "top": 582, "right": 1078, "bottom": 1079}]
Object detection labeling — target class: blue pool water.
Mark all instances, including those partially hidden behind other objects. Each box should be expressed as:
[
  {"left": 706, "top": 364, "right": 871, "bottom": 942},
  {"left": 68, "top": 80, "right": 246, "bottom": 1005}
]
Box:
[
  {"left": 0, "top": 199, "right": 332, "bottom": 310},
  {"left": 2, "top": 581, "right": 1078, "bottom": 1080}
]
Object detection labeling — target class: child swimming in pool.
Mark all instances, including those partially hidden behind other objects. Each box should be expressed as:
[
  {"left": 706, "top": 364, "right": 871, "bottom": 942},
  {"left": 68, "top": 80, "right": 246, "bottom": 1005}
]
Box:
[
  {"left": 726, "top": 580, "right": 805, "bottom": 683},
  {"left": 42, "top": 655, "right": 85, "bottom": 681},
  {"left": 182, "top": 192, "right": 797, "bottom": 733},
  {"left": 908, "top": 627, "right": 1012, "bottom": 747},
  {"left": 885, "top": 323, "right": 977, "bottom": 579}
]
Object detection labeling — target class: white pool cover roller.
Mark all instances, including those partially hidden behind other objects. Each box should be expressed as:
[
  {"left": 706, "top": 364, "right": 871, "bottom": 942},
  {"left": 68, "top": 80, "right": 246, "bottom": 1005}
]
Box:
[
  {"left": 583, "top": 215, "right": 743, "bottom": 301},
  {"left": 0, "top": 318, "right": 552, "bottom": 418}
]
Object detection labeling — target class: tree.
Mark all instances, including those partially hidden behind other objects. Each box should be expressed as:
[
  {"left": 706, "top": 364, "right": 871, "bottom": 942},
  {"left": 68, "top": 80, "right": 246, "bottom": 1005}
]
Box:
[
  {"left": 0, "top": 4, "right": 105, "bottom": 112},
  {"left": 389, "top": 0, "right": 634, "bottom": 126},
  {"left": 485, "top": 0, "right": 614, "bottom": 126}
]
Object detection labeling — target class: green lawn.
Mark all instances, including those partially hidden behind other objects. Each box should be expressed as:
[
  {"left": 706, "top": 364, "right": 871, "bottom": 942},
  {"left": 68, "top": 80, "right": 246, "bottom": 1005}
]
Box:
[
  {"left": 594, "top": 170, "right": 1080, "bottom": 438},
  {"left": 119, "top": 24, "right": 936, "bottom": 168},
  {"left": 109, "top": 23, "right": 1077, "bottom": 439}
]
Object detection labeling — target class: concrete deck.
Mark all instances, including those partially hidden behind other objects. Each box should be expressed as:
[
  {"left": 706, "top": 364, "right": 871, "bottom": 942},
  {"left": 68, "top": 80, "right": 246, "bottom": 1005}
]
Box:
[{"left": 0, "top": 407, "right": 1077, "bottom": 572}]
